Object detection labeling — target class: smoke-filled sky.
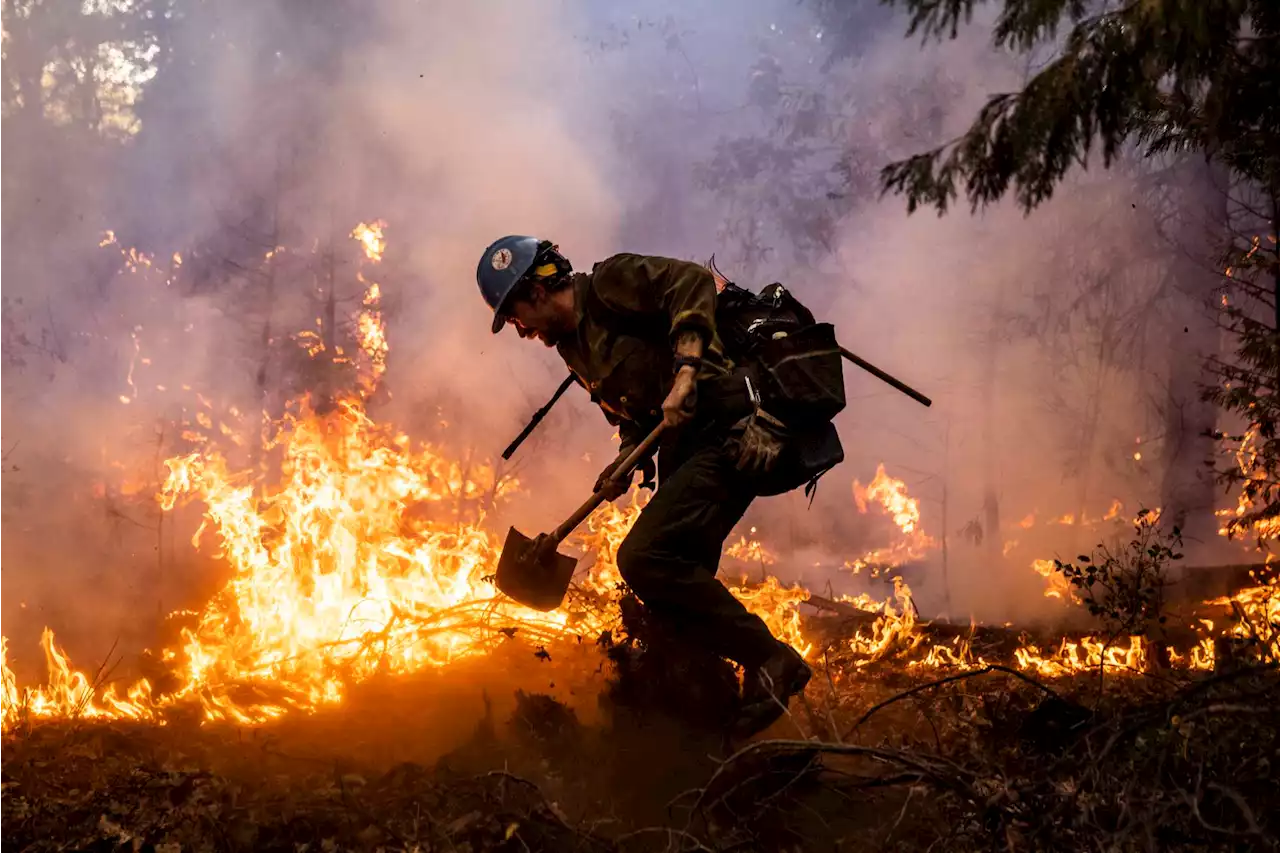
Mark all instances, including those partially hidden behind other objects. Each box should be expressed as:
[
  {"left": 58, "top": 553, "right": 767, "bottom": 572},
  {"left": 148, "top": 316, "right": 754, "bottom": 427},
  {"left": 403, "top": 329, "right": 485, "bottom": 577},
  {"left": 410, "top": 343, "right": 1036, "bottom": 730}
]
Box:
[{"left": 1, "top": 0, "right": 1243, "bottom": 661}]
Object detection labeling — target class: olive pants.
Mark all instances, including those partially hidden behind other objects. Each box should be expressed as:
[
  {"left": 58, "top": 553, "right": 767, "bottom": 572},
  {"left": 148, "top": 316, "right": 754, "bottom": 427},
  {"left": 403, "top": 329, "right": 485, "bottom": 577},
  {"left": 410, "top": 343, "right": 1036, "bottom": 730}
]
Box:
[{"left": 614, "top": 434, "right": 782, "bottom": 670}]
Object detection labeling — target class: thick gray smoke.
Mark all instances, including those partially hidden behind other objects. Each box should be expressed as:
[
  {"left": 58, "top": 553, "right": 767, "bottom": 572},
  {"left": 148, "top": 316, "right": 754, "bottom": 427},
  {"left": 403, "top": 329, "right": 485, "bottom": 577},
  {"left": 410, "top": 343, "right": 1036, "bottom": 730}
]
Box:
[{"left": 1, "top": 0, "right": 1241, "bottom": 668}]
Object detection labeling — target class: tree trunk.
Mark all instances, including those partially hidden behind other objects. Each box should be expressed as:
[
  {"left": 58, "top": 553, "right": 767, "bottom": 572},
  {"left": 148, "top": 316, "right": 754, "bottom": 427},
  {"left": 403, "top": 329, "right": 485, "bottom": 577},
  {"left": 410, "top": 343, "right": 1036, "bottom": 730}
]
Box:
[
  {"left": 980, "top": 327, "right": 1002, "bottom": 565},
  {"left": 1157, "top": 159, "right": 1226, "bottom": 546},
  {"left": 253, "top": 151, "right": 283, "bottom": 475},
  {"left": 4, "top": 15, "right": 47, "bottom": 122},
  {"left": 1272, "top": 190, "right": 1279, "bottom": 336},
  {"left": 1073, "top": 333, "right": 1110, "bottom": 534}
]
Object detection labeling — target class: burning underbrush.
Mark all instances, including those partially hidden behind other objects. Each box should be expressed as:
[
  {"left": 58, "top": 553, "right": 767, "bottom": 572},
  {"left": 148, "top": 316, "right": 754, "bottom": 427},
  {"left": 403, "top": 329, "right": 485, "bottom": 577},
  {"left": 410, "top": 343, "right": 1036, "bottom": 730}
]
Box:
[
  {"left": 6, "top": 386, "right": 1274, "bottom": 731},
  {"left": 5, "top": 224, "right": 1280, "bottom": 850},
  {"left": 6, "top": 222, "right": 1277, "bottom": 731},
  {"left": 4, "top": 386, "right": 1278, "bottom": 853}
]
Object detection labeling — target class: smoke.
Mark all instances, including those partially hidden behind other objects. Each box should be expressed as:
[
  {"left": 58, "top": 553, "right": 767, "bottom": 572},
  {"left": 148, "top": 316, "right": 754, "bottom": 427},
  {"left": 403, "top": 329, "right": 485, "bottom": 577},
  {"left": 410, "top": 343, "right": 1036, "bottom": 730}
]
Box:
[
  {"left": 0, "top": 0, "right": 1239, "bottom": 669},
  {"left": 794, "top": 15, "right": 1234, "bottom": 620}
]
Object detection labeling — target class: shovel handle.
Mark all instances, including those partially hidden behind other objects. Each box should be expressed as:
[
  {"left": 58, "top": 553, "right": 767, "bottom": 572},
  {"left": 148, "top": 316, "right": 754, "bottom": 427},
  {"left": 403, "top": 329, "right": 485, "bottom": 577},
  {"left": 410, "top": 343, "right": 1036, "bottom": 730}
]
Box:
[{"left": 549, "top": 423, "right": 665, "bottom": 543}]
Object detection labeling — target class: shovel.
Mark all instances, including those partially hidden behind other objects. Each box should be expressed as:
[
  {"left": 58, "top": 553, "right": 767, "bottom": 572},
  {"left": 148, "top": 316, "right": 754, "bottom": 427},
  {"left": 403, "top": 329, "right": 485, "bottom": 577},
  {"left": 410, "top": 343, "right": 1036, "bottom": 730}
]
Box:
[{"left": 495, "top": 423, "right": 666, "bottom": 611}]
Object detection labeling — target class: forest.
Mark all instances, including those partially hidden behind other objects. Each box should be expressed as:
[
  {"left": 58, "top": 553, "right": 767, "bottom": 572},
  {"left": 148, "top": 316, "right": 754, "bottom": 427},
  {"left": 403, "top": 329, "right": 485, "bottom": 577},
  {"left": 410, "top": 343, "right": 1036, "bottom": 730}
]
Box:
[{"left": 2, "top": 0, "right": 1277, "bottom": 850}]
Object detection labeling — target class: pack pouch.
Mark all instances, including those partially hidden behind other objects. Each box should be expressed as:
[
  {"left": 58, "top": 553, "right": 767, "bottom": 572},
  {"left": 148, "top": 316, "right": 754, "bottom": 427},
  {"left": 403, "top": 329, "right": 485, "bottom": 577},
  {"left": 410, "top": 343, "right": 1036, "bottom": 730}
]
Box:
[
  {"left": 754, "top": 322, "right": 846, "bottom": 428},
  {"left": 750, "top": 419, "right": 845, "bottom": 498}
]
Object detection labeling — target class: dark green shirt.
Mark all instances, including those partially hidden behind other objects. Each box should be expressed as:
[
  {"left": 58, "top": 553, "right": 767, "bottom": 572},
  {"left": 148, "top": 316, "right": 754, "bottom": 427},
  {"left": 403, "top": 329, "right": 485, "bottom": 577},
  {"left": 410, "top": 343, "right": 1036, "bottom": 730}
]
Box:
[{"left": 556, "top": 254, "right": 732, "bottom": 448}]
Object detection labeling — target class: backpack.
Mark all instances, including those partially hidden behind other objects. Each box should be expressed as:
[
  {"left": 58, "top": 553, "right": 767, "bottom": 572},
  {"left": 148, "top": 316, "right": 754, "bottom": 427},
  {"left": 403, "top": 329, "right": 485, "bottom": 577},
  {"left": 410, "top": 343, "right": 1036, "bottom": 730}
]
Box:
[
  {"left": 707, "top": 258, "right": 846, "bottom": 498},
  {"left": 714, "top": 279, "right": 846, "bottom": 428}
]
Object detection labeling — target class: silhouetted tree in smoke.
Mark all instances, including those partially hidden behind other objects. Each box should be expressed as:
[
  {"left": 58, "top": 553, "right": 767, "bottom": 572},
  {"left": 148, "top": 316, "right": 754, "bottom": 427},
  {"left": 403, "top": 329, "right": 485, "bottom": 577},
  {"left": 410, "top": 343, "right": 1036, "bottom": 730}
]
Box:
[
  {"left": 692, "top": 42, "right": 896, "bottom": 281},
  {"left": 1206, "top": 170, "right": 1280, "bottom": 545},
  {"left": 118, "top": 0, "right": 392, "bottom": 411},
  {"left": 1142, "top": 158, "right": 1229, "bottom": 540},
  {"left": 849, "top": 0, "right": 1277, "bottom": 543},
  {"left": 2, "top": 0, "right": 171, "bottom": 356},
  {"left": 1, "top": 0, "right": 178, "bottom": 413},
  {"left": 861, "top": 0, "right": 1278, "bottom": 215}
]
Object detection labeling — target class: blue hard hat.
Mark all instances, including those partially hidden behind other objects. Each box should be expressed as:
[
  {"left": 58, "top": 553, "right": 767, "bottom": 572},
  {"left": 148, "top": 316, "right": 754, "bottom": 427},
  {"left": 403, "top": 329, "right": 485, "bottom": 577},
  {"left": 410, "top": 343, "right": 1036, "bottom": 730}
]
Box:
[{"left": 477, "top": 235, "right": 541, "bottom": 334}]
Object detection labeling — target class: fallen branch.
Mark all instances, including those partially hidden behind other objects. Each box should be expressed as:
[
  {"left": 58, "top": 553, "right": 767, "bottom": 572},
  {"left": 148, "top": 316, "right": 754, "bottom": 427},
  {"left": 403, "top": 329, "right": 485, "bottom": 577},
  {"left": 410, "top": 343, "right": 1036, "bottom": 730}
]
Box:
[
  {"left": 612, "top": 826, "right": 717, "bottom": 853},
  {"left": 688, "top": 738, "right": 982, "bottom": 824},
  {"left": 843, "top": 664, "right": 1060, "bottom": 740}
]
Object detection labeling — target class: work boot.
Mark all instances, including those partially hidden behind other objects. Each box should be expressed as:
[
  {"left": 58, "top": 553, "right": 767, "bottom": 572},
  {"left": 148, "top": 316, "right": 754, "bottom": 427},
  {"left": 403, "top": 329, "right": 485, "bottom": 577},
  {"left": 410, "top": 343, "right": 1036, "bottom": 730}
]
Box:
[{"left": 732, "top": 642, "right": 812, "bottom": 738}]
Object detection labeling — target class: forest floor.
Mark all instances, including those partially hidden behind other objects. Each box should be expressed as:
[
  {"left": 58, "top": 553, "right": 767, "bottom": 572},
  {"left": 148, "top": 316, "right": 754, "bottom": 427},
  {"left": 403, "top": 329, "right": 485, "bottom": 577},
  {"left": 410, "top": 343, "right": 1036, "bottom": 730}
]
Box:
[{"left": 4, "top": 602, "right": 1278, "bottom": 853}]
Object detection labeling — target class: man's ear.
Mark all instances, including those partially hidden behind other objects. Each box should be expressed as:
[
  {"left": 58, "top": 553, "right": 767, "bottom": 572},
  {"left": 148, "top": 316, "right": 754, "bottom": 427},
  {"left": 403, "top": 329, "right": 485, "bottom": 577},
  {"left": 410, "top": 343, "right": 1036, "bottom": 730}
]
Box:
[{"left": 527, "top": 282, "right": 548, "bottom": 305}]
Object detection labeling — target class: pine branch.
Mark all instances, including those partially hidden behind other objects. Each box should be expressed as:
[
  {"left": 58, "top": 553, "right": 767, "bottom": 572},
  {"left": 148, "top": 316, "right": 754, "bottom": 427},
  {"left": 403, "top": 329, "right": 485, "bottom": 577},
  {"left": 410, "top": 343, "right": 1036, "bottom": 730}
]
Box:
[{"left": 879, "top": 0, "right": 1271, "bottom": 213}]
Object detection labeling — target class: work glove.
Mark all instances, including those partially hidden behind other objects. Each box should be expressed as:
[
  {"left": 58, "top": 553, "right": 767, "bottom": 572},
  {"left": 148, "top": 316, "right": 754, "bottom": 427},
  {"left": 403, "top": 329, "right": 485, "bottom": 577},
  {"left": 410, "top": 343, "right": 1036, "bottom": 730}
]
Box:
[
  {"left": 594, "top": 447, "right": 657, "bottom": 502},
  {"left": 731, "top": 408, "right": 788, "bottom": 476}
]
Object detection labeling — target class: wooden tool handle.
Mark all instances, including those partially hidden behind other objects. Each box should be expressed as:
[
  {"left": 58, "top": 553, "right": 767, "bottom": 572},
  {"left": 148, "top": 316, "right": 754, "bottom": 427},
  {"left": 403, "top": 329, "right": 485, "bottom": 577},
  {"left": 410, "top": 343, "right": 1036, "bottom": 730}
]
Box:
[
  {"left": 839, "top": 346, "right": 932, "bottom": 408},
  {"left": 550, "top": 423, "right": 665, "bottom": 543}
]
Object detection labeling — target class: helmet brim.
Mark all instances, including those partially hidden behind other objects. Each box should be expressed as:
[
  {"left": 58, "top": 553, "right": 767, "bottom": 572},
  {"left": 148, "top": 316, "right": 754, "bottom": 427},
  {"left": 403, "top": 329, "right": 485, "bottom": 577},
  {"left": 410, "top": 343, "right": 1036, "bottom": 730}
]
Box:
[{"left": 490, "top": 287, "right": 517, "bottom": 333}]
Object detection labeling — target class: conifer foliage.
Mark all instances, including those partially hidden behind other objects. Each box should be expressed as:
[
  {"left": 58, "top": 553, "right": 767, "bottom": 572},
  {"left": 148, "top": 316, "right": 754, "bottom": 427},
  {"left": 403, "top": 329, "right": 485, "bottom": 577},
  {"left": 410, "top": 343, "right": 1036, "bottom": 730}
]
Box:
[
  {"left": 879, "top": 0, "right": 1280, "bottom": 543},
  {"left": 877, "top": 0, "right": 1279, "bottom": 214}
]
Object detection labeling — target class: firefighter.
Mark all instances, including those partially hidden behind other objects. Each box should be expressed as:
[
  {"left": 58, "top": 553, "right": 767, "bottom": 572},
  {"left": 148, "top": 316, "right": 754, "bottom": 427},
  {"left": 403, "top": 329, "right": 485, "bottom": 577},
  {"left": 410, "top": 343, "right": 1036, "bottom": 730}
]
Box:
[{"left": 477, "top": 235, "right": 811, "bottom": 736}]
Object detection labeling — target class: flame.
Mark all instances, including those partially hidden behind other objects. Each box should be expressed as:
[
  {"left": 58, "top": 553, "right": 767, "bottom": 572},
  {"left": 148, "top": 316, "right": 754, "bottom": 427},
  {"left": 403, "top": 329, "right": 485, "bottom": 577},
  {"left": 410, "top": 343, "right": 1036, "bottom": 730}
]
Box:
[
  {"left": 853, "top": 464, "right": 920, "bottom": 534},
  {"left": 846, "top": 466, "right": 936, "bottom": 575},
  {"left": 910, "top": 634, "right": 989, "bottom": 671},
  {"left": 356, "top": 274, "right": 387, "bottom": 394},
  {"left": 1027, "top": 506, "right": 1161, "bottom": 599},
  {"left": 724, "top": 527, "right": 777, "bottom": 566},
  {"left": 350, "top": 220, "right": 387, "bottom": 263},
  {"left": 569, "top": 489, "right": 642, "bottom": 599},
  {"left": 3, "top": 392, "right": 642, "bottom": 727},
  {"left": 158, "top": 401, "right": 546, "bottom": 715},
  {"left": 842, "top": 577, "right": 919, "bottom": 666},
  {"left": 1, "top": 221, "right": 599, "bottom": 727},
  {"left": 728, "top": 576, "right": 811, "bottom": 659},
  {"left": 1217, "top": 426, "right": 1280, "bottom": 540},
  {"left": 1014, "top": 635, "right": 1148, "bottom": 678},
  {"left": 1017, "top": 500, "right": 1124, "bottom": 530},
  {"left": 1032, "top": 557, "right": 1074, "bottom": 600},
  {"left": 569, "top": 494, "right": 807, "bottom": 649},
  {"left": 2, "top": 395, "right": 826, "bottom": 730},
  {"left": 1202, "top": 574, "right": 1279, "bottom": 665}
]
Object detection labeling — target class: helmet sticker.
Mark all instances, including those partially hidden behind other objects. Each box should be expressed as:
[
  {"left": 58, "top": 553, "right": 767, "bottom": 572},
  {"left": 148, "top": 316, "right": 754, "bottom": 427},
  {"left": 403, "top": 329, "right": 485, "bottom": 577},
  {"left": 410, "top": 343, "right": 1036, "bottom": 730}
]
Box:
[{"left": 491, "top": 248, "right": 513, "bottom": 271}]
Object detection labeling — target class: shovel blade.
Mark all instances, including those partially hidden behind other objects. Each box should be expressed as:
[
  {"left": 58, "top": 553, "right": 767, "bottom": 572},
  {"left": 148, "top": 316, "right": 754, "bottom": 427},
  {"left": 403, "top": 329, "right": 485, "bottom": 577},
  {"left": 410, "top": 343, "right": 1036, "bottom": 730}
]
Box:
[{"left": 495, "top": 526, "right": 578, "bottom": 611}]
